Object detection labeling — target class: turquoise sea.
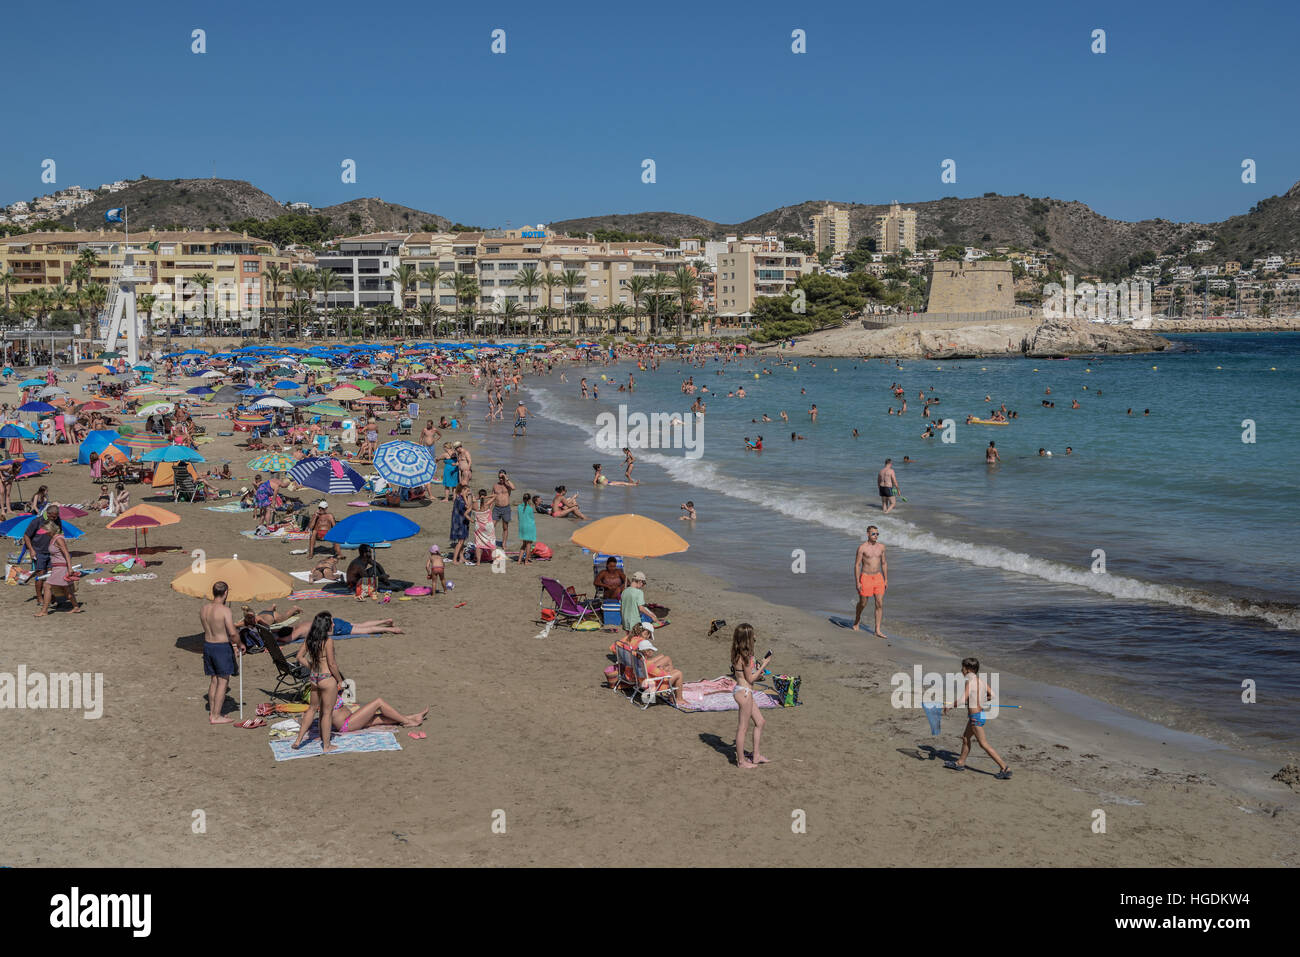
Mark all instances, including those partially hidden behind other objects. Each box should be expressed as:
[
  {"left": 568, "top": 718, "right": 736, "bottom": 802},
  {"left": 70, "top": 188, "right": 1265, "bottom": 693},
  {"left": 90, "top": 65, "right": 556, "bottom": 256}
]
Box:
[{"left": 476, "top": 332, "right": 1300, "bottom": 753}]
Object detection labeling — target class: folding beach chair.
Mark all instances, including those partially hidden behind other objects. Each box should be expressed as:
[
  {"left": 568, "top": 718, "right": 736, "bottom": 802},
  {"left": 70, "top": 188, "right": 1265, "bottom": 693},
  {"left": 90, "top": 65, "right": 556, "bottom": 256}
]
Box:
[
  {"left": 262, "top": 627, "right": 310, "bottom": 700},
  {"left": 630, "top": 650, "right": 677, "bottom": 710},
  {"left": 397, "top": 418, "right": 413, "bottom": 435},
  {"left": 538, "top": 576, "right": 596, "bottom": 628},
  {"left": 611, "top": 641, "right": 639, "bottom": 699}
]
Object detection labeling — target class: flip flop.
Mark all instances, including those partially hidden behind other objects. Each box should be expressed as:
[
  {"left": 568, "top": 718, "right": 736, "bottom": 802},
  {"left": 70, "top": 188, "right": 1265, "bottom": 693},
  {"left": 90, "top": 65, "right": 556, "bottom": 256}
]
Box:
[
  {"left": 995, "top": 768, "right": 1013, "bottom": 780},
  {"left": 235, "top": 718, "right": 266, "bottom": 729},
  {"left": 454, "top": 601, "right": 467, "bottom": 608},
  {"left": 407, "top": 731, "right": 426, "bottom": 740},
  {"left": 943, "top": 761, "right": 966, "bottom": 771}
]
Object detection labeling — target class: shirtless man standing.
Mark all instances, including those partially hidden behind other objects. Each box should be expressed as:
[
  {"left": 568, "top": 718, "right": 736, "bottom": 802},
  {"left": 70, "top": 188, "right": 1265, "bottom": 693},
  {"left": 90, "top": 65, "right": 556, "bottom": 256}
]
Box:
[
  {"left": 492, "top": 470, "right": 515, "bottom": 549},
  {"left": 513, "top": 401, "right": 528, "bottom": 436},
  {"left": 419, "top": 419, "right": 441, "bottom": 449},
  {"left": 852, "top": 527, "right": 888, "bottom": 637},
  {"left": 308, "top": 501, "right": 341, "bottom": 559},
  {"left": 200, "top": 581, "right": 244, "bottom": 724},
  {"left": 877, "top": 458, "right": 900, "bottom": 513}
]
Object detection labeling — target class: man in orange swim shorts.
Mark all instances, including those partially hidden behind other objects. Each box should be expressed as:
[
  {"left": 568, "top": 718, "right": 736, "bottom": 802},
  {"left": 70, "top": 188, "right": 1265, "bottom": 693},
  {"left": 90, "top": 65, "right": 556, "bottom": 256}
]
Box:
[{"left": 852, "top": 526, "right": 888, "bottom": 638}]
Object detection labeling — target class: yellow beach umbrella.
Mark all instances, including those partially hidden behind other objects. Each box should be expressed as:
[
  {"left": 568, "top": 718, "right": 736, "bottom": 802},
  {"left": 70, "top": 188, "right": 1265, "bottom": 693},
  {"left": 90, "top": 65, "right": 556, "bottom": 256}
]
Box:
[
  {"left": 569, "top": 513, "right": 689, "bottom": 559},
  {"left": 84, "top": 364, "right": 112, "bottom": 375},
  {"left": 170, "top": 555, "right": 296, "bottom": 602},
  {"left": 328, "top": 386, "right": 363, "bottom": 401}
]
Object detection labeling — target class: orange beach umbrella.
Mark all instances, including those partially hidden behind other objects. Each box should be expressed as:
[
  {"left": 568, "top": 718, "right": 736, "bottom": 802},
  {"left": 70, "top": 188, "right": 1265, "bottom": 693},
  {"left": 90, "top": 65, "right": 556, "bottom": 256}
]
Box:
[
  {"left": 170, "top": 555, "right": 295, "bottom": 602},
  {"left": 569, "top": 513, "right": 689, "bottom": 559}
]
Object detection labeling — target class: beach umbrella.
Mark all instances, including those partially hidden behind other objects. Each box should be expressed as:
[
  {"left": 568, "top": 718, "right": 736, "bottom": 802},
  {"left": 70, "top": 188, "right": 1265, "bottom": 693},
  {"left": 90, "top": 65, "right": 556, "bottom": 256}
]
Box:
[
  {"left": 141, "top": 445, "right": 206, "bottom": 464},
  {"left": 153, "top": 387, "right": 185, "bottom": 396},
  {"left": 126, "top": 385, "right": 156, "bottom": 398},
  {"left": 107, "top": 503, "right": 181, "bottom": 557},
  {"left": 328, "top": 386, "right": 363, "bottom": 401},
  {"left": 78, "top": 400, "right": 112, "bottom": 411},
  {"left": 305, "top": 402, "right": 348, "bottom": 417},
  {"left": 247, "top": 451, "right": 297, "bottom": 472},
  {"left": 372, "top": 441, "right": 436, "bottom": 488},
  {"left": 18, "top": 378, "right": 46, "bottom": 388},
  {"left": 17, "top": 402, "right": 55, "bottom": 414},
  {"left": 117, "top": 432, "right": 170, "bottom": 453},
  {"left": 0, "top": 424, "right": 37, "bottom": 440},
  {"left": 232, "top": 411, "right": 272, "bottom": 429},
  {"left": 170, "top": 555, "right": 295, "bottom": 602},
  {"left": 356, "top": 395, "right": 387, "bottom": 406},
  {"left": 186, "top": 386, "right": 214, "bottom": 395},
  {"left": 37, "top": 386, "right": 67, "bottom": 398},
  {"left": 351, "top": 379, "right": 378, "bottom": 392},
  {"left": 83, "top": 365, "right": 112, "bottom": 375},
  {"left": 1, "top": 513, "right": 85, "bottom": 541},
  {"left": 288, "top": 456, "right": 365, "bottom": 495},
  {"left": 98, "top": 351, "right": 122, "bottom": 359},
  {"left": 137, "top": 402, "right": 176, "bottom": 416},
  {"left": 2, "top": 458, "right": 51, "bottom": 479},
  {"left": 77, "top": 429, "right": 122, "bottom": 465},
  {"left": 370, "top": 386, "right": 400, "bottom": 397},
  {"left": 569, "top": 513, "right": 689, "bottom": 559},
  {"left": 252, "top": 396, "right": 293, "bottom": 410},
  {"left": 272, "top": 380, "right": 299, "bottom": 390},
  {"left": 200, "top": 370, "right": 226, "bottom": 379},
  {"left": 323, "top": 512, "right": 419, "bottom": 585}
]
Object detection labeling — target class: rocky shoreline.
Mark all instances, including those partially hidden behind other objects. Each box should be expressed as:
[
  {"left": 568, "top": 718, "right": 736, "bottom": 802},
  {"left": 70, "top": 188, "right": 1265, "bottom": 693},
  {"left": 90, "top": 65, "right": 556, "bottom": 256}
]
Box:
[
  {"left": 775, "top": 316, "right": 1171, "bottom": 358},
  {"left": 1152, "top": 316, "right": 1300, "bottom": 333}
]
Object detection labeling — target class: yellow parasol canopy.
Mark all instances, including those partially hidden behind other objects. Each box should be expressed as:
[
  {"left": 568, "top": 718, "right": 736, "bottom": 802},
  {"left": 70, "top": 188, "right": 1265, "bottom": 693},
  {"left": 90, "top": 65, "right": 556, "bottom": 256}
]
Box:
[
  {"left": 170, "top": 555, "right": 296, "bottom": 602},
  {"left": 107, "top": 503, "right": 182, "bottom": 529},
  {"left": 569, "top": 513, "right": 689, "bottom": 559}
]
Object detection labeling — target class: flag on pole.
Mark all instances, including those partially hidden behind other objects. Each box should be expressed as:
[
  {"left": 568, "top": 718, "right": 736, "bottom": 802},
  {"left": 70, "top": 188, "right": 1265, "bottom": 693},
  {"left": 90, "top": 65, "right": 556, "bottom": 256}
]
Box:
[{"left": 105, "top": 208, "right": 124, "bottom": 223}]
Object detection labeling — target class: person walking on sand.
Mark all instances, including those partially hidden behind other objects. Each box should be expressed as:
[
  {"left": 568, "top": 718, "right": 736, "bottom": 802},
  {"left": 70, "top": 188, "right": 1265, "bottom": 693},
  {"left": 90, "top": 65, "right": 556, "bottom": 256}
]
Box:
[
  {"left": 730, "top": 623, "right": 772, "bottom": 768},
  {"left": 852, "top": 526, "right": 888, "bottom": 637},
  {"left": 943, "top": 656, "right": 1012, "bottom": 779},
  {"left": 200, "top": 581, "right": 244, "bottom": 725},
  {"left": 512, "top": 400, "right": 529, "bottom": 436},
  {"left": 877, "top": 458, "right": 900, "bottom": 513}
]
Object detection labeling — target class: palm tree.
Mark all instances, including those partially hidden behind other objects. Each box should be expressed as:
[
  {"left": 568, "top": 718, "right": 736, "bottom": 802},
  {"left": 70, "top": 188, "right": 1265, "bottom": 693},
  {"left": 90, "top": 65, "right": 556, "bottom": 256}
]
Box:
[
  {"left": 391, "top": 263, "right": 418, "bottom": 317},
  {"left": 0, "top": 269, "right": 15, "bottom": 320},
  {"left": 606, "top": 301, "right": 629, "bottom": 336},
  {"left": 447, "top": 274, "right": 479, "bottom": 337},
  {"left": 374, "top": 303, "right": 400, "bottom": 339},
  {"left": 262, "top": 263, "right": 286, "bottom": 341},
  {"left": 626, "top": 274, "right": 650, "bottom": 337},
  {"left": 191, "top": 273, "right": 213, "bottom": 334},
  {"left": 287, "top": 299, "right": 314, "bottom": 338},
  {"left": 50, "top": 284, "right": 71, "bottom": 317},
  {"left": 68, "top": 262, "right": 89, "bottom": 319},
  {"left": 572, "top": 301, "right": 592, "bottom": 336},
  {"left": 674, "top": 266, "right": 699, "bottom": 339},
  {"left": 138, "top": 292, "right": 158, "bottom": 349},
  {"left": 83, "top": 283, "right": 108, "bottom": 328},
  {"left": 315, "top": 268, "right": 342, "bottom": 339},
  {"left": 14, "top": 291, "right": 36, "bottom": 329},
  {"left": 499, "top": 299, "right": 522, "bottom": 337},
  {"left": 540, "top": 273, "right": 562, "bottom": 334},
  {"left": 511, "top": 264, "right": 542, "bottom": 339},
  {"left": 418, "top": 267, "right": 443, "bottom": 335},
  {"left": 644, "top": 295, "right": 674, "bottom": 339},
  {"left": 647, "top": 270, "right": 671, "bottom": 335},
  {"left": 559, "top": 269, "right": 585, "bottom": 333}
]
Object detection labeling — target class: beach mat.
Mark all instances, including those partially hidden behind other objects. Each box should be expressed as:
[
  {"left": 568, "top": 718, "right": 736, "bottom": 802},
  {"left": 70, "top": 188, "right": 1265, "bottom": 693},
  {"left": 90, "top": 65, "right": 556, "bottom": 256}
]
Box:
[
  {"left": 288, "top": 588, "right": 347, "bottom": 600},
  {"left": 240, "top": 530, "right": 310, "bottom": 541},
  {"left": 681, "top": 689, "right": 781, "bottom": 711},
  {"left": 87, "top": 573, "right": 158, "bottom": 584},
  {"left": 205, "top": 502, "right": 249, "bottom": 513},
  {"left": 269, "top": 730, "right": 401, "bottom": 761}
]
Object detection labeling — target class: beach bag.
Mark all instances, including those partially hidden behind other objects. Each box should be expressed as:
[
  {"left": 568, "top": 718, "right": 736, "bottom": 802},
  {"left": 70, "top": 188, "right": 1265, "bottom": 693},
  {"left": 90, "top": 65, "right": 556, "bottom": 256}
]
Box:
[
  {"left": 771, "top": 674, "right": 802, "bottom": 707},
  {"left": 532, "top": 542, "right": 552, "bottom": 559},
  {"left": 355, "top": 579, "right": 377, "bottom": 600},
  {"left": 240, "top": 625, "right": 265, "bottom": 652}
]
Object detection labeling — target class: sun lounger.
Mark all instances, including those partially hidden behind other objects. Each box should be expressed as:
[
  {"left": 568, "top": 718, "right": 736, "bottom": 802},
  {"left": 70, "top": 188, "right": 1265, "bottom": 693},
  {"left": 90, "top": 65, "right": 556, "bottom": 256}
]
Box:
[{"left": 261, "top": 625, "right": 310, "bottom": 700}]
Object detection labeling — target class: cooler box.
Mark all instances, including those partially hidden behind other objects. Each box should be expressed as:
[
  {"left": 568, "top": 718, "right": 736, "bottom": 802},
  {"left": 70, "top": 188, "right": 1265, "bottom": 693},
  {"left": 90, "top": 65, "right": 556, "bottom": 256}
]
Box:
[{"left": 601, "top": 601, "right": 622, "bottom": 628}]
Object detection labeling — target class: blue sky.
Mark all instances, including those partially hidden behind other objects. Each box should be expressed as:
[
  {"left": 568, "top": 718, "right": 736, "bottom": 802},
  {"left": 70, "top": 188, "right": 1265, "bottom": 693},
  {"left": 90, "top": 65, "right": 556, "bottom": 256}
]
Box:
[{"left": 3, "top": 0, "right": 1297, "bottom": 227}]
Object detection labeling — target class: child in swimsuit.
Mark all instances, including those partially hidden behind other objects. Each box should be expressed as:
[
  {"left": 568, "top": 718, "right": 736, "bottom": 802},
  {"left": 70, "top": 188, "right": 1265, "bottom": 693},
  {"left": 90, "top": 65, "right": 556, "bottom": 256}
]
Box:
[
  {"left": 943, "top": 656, "right": 1012, "bottom": 779},
  {"left": 729, "top": 623, "right": 771, "bottom": 769}
]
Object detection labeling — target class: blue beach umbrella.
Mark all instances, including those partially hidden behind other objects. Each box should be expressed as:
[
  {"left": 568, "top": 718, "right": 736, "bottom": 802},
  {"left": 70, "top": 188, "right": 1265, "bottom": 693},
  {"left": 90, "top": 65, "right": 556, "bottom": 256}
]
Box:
[
  {"left": 18, "top": 378, "right": 46, "bottom": 388},
  {"left": 1, "top": 514, "right": 84, "bottom": 540},
  {"left": 322, "top": 509, "right": 420, "bottom": 547},
  {"left": 77, "top": 429, "right": 123, "bottom": 465},
  {"left": 17, "top": 402, "right": 55, "bottom": 413},
  {"left": 289, "top": 456, "right": 365, "bottom": 495},
  {"left": 372, "top": 441, "right": 436, "bottom": 488},
  {"left": 141, "top": 445, "right": 206, "bottom": 463},
  {"left": 0, "top": 424, "right": 37, "bottom": 440}
]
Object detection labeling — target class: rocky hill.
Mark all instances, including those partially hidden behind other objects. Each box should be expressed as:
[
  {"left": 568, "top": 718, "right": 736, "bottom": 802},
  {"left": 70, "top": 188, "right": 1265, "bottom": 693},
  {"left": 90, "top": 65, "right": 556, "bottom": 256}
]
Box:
[
  {"left": 55, "top": 178, "right": 448, "bottom": 235},
  {"left": 317, "top": 197, "right": 449, "bottom": 234},
  {"left": 553, "top": 186, "right": 1300, "bottom": 271},
  {"left": 58, "top": 177, "right": 288, "bottom": 229}
]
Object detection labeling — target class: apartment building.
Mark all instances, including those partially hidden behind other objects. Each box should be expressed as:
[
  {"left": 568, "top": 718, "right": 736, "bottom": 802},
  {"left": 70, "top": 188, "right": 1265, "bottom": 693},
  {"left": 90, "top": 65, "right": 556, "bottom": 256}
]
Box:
[
  {"left": 811, "top": 203, "right": 851, "bottom": 253},
  {"left": 0, "top": 227, "right": 291, "bottom": 314},
  {"left": 877, "top": 202, "right": 917, "bottom": 255},
  {"left": 314, "top": 232, "right": 406, "bottom": 308},
  {"left": 715, "top": 237, "right": 808, "bottom": 316}
]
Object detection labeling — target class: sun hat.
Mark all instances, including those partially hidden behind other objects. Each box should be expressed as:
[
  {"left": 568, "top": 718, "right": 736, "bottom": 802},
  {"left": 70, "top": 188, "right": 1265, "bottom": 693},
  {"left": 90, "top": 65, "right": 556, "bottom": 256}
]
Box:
[
  {"left": 317, "top": 500, "right": 328, "bottom": 509},
  {"left": 632, "top": 571, "right": 647, "bottom": 582}
]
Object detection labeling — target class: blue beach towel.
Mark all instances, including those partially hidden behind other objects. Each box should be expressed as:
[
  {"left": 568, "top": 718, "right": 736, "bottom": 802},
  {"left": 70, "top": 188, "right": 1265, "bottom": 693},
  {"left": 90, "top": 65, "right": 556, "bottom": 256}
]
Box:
[{"left": 269, "top": 730, "right": 401, "bottom": 761}]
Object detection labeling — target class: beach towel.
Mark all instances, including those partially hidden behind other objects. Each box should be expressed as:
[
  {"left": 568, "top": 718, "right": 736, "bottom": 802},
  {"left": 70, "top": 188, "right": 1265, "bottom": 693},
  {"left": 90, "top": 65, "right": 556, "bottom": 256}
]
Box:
[
  {"left": 680, "top": 678, "right": 781, "bottom": 711},
  {"left": 269, "top": 730, "right": 401, "bottom": 761},
  {"left": 205, "top": 502, "right": 249, "bottom": 513},
  {"left": 288, "top": 589, "right": 336, "bottom": 600},
  {"left": 290, "top": 570, "right": 345, "bottom": 583},
  {"left": 95, "top": 551, "right": 132, "bottom": 563},
  {"left": 87, "top": 573, "right": 158, "bottom": 584},
  {"left": 240, "top": 529, "right": 310, "bottom": 541}
]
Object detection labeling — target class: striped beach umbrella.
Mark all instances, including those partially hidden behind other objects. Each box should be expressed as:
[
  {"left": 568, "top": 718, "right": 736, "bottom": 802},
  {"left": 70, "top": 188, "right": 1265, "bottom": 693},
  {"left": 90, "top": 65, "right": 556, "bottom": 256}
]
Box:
[
  {"left": 328, "top": 386, "right": 363, "bottom": 401},
  {"left": 247, "top": 451, "right": 298, "bottom": 472},
  {"left": 306, "top": 402, "right": 348, "bottom": 417},
  {"left": 289, "top": 456, "right": 365, "bottom": 495},
  {"left": 232, "top": 411, "right": 272, "bottom": 429},
  {"left": 117, "top": 432, "right": 170, "bottom": 452},
  {"left": 372, "top": 441, "right": 436, "bottom": 488}
]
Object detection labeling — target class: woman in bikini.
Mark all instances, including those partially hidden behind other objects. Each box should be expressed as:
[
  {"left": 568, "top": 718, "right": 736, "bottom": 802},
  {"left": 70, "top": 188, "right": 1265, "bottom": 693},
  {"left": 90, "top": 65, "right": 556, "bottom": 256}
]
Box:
[
  {"left": 730, "top": 623, "right": 771, "bottom": 769},
  {"left": 550, "top": 485, "right": 587, "bottom": 520},
  {"left": 291, "top": 612, "right": 346, "bottom": 753}
]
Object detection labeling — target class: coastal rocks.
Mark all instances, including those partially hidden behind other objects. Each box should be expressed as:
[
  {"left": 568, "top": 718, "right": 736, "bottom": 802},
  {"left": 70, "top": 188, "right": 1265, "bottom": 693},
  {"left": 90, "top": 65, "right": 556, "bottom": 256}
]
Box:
[
  {"left": 778, "top": 315, "right": 1169, "bottom": 358},
  {"left": 1153, "top": 316, "right": 1300, "bottom": 333},
  {"left": 1024, "top": 316, "right": 1170, "bottom": 357}
]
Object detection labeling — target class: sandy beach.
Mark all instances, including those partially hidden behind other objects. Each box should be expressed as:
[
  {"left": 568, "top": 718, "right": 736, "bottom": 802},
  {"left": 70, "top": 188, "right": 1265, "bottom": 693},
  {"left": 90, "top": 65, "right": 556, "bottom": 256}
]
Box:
[{"left": 0, "top": 357, "right": 1295, "bottom": 869}]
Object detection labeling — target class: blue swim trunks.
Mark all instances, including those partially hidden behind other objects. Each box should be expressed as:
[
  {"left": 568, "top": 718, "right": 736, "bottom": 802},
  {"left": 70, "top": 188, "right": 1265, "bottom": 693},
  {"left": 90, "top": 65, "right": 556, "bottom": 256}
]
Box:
[
  {"left": 203, "top": 642, "right": 238, "bottom": 677},
  {"left": 333, "top": 617, "right": 354, "bottom": 636},
  {"left": 968, "top": 712, "right": 987, "bottom": 727}
]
